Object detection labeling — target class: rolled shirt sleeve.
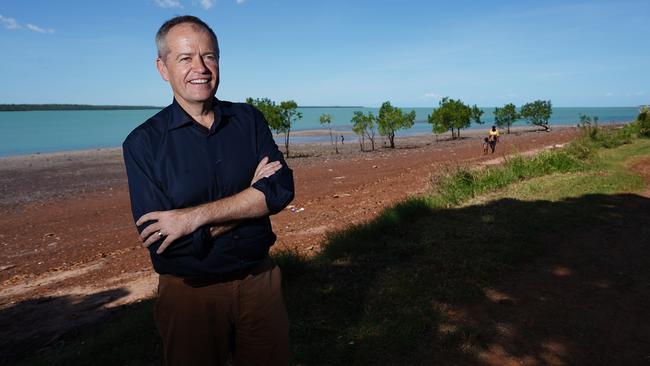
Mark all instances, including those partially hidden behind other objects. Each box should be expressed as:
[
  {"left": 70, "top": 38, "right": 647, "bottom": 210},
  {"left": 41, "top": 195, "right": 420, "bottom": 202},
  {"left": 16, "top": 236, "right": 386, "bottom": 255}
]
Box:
[
  {"left": 250, "top": 107, "right": 295, "bottom": 214},
  {"left": 122, "top": 132, "right": 210, "bottom": 258}
]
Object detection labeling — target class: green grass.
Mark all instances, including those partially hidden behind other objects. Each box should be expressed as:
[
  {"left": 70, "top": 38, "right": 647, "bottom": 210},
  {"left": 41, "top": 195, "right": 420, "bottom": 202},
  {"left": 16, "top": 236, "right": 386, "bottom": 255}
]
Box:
[
  {"left": 468, "top": 144, "right": 648, "bottom": 204},
  {"left": 14, "top": 129, "right": 650, "bottom": 365},
  {"left": 431, "top": 150, "right": 588, "bottom": 207}
]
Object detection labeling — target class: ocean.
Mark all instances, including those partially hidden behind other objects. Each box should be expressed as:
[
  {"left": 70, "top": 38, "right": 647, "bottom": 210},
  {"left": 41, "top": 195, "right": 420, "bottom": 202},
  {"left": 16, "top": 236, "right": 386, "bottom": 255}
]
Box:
[{"left": 0, "top": 106, "right": 641, "bottom": 157}]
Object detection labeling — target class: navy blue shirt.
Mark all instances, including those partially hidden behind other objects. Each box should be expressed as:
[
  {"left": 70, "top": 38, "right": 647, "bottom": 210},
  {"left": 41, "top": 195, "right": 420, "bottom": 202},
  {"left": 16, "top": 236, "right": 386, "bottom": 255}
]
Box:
[{"left": 122, "top": 98, "right": 294, "bottom": 277}]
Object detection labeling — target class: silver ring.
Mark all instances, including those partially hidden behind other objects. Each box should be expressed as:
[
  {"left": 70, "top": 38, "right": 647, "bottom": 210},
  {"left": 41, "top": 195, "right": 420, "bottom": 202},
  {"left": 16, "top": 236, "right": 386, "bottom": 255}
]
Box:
[{"left": 157, "top": 231, "right": 163, "bottom": 237}]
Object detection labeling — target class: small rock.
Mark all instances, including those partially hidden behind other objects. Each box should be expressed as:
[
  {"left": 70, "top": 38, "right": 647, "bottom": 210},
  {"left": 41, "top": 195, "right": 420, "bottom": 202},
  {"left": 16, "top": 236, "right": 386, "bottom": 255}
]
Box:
[
  {"left": 44, "top": 233, "right": 55, "bottom": 237},
  {"left": 0, "top": 264, "right": 16, "bottom": 271}
]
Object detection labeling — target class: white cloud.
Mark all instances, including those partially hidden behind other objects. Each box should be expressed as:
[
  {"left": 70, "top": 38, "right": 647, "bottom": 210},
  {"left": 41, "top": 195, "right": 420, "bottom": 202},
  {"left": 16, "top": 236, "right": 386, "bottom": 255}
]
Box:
[
  {"left": 26, "top": 24, "right": 54, "bottom": 34},
  {"left": 153, "top": 0, "right": 220, "bottom": 9},
  {"left": 154, "top": 0, "right": 182, "bottom": 8},
  {"left": 635, "top": 91, "right": 645, "bottom": 96},
  {"left": 423, "top": 92, "right": 440, "bottom": 99},
  {"left": 200, "top": 0, "right": 214, "bottom": 9},
  {"left": 1, "top": 14, "right": 54, "bottom": 34},
  {"left": 0, "top": 14, "right": 21, "bottom": 29},
  {"left": 236, "top": 0, "right": 246, "bottom": 4},
  {"left": 605, "top": 92, "right": 614, "bottom": 97}
]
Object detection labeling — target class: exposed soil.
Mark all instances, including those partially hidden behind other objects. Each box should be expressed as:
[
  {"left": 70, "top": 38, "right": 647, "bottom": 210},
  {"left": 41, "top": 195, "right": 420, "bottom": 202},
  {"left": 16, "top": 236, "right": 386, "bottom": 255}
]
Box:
[{"left": 3, "top": 126, "right": 648, "bottom": 364}]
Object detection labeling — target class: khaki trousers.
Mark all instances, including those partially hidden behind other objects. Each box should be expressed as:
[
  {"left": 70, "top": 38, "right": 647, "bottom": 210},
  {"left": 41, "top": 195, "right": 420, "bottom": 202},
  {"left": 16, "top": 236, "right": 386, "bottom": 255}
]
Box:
[{"left": 154, "top": 262, "right": 289, "bottom": 366}]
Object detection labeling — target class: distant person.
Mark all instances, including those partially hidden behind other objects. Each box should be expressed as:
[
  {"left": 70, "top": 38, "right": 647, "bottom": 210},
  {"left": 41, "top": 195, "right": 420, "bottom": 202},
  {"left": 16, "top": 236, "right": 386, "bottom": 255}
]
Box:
[
  {"left": 488, "top": 125, "right": 500, "bottom": 153},
  {"left": 122, "top": 15, "right": 293, "bottom": 365},
  {"left": 483, "top": 137, "right": 489, "bottom": 155},
  {"left": 341, "top": 134, "right": 344, "bottom": 144}
]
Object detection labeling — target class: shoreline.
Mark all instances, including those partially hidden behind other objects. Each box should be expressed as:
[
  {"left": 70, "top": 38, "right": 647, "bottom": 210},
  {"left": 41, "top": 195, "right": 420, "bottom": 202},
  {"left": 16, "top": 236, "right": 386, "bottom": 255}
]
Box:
[
  {"left": 0, "top": 124, "right": 580, "bottom": 160},
  {"left": 0, "top": 126, "right": 578, "bottom": 210},
  {"left": 0, "top": 126, "right": 575, "bottom": 209}
]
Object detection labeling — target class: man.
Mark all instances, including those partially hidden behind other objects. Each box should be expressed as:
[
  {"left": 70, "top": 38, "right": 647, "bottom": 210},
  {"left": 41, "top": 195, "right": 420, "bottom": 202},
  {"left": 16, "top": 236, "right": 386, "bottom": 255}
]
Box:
[
  {"left": 488, "top": 125, "right": 500, "bottom": 153},
  {"left": 122, "top": 15, "right": 294, "bottom": 365}
]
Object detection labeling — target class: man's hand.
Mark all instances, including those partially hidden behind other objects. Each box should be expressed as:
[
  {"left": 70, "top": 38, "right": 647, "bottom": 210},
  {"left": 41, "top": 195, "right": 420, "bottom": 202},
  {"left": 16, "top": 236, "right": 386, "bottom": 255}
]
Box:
[
  {"left": 251, "top": 157, "right": 281, "bottom": 186},
  {"left": 137, "top": 157, "right": 282, "bottom": 253},
  {"left": 137, "top": 206, "right": 199, "bottom": 254}
]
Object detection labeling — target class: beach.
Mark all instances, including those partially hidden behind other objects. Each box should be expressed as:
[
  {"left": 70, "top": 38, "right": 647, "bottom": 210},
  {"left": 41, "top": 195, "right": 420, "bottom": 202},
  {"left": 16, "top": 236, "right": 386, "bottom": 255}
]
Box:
[{"left": 0, "top": 126, "right": 581, "bottom": 358}]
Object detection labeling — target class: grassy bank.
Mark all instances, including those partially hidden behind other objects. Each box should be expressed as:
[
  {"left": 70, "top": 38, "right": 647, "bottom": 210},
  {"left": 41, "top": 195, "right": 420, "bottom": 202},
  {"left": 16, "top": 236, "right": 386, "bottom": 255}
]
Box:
[{"left": 14, "top": 127, "right": 650, "bottom": 365}]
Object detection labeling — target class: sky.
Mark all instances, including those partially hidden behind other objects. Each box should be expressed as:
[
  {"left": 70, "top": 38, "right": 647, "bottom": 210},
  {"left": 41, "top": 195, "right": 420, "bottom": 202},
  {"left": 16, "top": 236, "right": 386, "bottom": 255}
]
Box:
[{"left": 0, "top": 0, "right": 649, "bottom": 108}]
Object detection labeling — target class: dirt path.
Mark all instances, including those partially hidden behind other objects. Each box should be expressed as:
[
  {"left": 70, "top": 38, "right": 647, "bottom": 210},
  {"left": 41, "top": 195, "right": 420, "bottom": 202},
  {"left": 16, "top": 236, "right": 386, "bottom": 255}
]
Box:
[{"left": 0, "top": 128, "right": 580, "bottom": 360}]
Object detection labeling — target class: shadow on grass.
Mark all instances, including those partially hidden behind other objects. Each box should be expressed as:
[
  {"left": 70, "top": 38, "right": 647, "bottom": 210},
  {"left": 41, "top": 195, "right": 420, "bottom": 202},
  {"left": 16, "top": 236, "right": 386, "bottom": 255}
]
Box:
[
  {"left": 0, "top": 288, "right": 161, "bottom": 366},
  {"left": 7, "top": 193, "right": 650, "bottom": 365},
  {"left": 277, "top": 193, "right": 650, "bottom": 365}
]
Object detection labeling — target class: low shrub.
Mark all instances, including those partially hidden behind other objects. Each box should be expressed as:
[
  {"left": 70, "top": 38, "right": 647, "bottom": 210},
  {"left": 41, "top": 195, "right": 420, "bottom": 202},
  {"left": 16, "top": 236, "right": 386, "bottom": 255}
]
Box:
[
  {"left": 433, "top": 148, "right": 585, "bottom": 206},
  {"left": 637, "top": 106, "right": 650, "bottom": 137}
]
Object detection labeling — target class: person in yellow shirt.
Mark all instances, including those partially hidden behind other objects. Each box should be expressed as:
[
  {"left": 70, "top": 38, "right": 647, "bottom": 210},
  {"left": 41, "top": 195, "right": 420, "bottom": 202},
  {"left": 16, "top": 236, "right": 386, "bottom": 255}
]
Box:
[{"left": 488, "top": 125, "right": 500, "bottom": 153}]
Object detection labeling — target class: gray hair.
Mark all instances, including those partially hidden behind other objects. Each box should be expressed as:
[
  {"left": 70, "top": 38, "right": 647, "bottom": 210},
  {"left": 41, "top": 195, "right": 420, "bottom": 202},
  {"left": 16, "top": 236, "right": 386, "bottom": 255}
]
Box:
[{"left": 155, "top": 15, "right": 220, "bottom": 61}]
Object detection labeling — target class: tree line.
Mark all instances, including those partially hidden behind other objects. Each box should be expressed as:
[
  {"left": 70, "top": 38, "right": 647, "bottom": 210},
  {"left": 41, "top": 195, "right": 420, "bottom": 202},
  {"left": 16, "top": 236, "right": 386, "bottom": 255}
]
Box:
[
  {"left": 429, "top": 99, "right": 553, "bottom": 137},
  {"left": 246, "top": 97, "right": 553, "bottom": 155}
]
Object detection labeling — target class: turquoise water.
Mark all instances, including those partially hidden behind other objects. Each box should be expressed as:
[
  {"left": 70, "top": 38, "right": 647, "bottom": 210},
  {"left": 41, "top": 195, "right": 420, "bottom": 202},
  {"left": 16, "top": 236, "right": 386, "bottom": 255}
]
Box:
[
  {"left": 0, "top": 106, "right": 641, "bottom": 157},
  {"left": 0, "top": 110, "right": 160, "bottom": 157}
]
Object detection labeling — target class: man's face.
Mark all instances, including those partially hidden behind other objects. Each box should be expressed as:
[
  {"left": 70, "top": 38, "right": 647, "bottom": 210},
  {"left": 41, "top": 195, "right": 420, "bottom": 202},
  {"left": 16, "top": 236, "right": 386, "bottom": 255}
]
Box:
[{"left": 156, "top": 24, "right": 219, "bottom": 108}]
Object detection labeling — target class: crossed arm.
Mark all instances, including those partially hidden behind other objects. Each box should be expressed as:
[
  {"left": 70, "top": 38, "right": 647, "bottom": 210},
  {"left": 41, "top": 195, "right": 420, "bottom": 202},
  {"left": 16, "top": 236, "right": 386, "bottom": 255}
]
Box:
[{"left": 136, "top": 157, "right": 282, "bottom": 254}]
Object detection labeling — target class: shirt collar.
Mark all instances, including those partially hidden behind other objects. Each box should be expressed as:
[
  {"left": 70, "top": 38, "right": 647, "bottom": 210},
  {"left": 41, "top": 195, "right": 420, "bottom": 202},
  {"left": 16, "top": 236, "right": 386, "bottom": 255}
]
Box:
[{"left": 168, "top": 97, "right": 226, "bottom": 132}]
